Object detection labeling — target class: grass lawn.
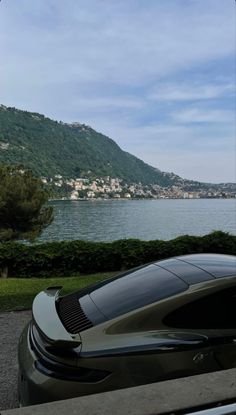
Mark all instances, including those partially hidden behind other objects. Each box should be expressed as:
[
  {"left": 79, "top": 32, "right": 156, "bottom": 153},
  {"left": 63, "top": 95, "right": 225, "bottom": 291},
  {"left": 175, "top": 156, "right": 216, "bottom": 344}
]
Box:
[{"left": 0, "top": 272, "right": 115, "bottom": 312}]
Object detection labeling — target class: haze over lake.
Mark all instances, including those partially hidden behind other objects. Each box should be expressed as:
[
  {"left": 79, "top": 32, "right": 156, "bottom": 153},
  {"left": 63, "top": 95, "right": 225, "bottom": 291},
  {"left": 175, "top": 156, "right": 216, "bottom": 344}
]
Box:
[{"left": 38, "top": 199, "right": 236, "bottom": 243}]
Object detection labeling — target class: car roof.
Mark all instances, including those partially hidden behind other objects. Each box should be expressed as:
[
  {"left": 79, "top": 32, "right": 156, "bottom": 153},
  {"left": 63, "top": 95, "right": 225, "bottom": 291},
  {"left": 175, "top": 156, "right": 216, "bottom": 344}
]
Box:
[{"left": 155, "top": 254, "right": 236, "bottom": 285}]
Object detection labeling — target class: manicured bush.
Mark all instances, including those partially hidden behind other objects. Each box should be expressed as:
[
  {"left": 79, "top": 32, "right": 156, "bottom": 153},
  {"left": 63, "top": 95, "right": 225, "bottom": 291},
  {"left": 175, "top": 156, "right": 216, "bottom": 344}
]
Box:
[{"left": 0, "top": 231, "right": 235, "bottom": 278}]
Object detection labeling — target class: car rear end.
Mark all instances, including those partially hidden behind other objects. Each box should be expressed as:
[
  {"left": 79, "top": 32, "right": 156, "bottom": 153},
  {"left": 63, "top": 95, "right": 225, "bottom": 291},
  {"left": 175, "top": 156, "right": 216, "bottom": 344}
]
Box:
[{"left": 18, "top": 287, "right": 111, "bottom": 406}]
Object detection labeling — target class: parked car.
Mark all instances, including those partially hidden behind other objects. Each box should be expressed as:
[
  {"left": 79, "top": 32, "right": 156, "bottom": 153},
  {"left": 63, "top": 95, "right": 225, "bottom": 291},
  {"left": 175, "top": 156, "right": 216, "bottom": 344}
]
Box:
[
  {"left": 185, "top": 403, "right": 236, "bottom": 415},
  {"left": 18, "top": 253, "right": 236, "bottom": 406}
]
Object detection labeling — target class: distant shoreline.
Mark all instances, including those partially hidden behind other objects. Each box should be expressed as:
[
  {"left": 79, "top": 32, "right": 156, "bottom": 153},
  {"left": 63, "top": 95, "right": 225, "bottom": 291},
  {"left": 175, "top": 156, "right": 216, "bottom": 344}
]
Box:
[{"left": 49, "top": 197, "right": 236, "bottom": 202}]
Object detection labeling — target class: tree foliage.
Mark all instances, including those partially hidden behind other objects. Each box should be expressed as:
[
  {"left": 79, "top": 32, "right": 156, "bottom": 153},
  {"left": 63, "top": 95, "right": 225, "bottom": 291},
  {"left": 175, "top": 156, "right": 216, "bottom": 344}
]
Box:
[{"left": 0, "top": 165, "right": 53, "bottom": 242}]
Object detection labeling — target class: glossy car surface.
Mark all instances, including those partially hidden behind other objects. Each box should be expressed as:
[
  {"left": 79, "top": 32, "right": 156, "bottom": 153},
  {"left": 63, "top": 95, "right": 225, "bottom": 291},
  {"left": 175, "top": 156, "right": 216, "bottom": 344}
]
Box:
[
  {"left": 185, "top": 403, "right": 236, "bottom": 415},
  {"left": 18, "top": 253, "right": 236, "bottom": 406}
]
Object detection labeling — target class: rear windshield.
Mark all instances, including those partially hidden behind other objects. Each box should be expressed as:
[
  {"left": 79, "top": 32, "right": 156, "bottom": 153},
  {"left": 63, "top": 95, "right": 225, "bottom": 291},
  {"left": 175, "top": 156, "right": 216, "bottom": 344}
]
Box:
[{"left": 90, "top": 264, "right": 188, "bottom": 319}]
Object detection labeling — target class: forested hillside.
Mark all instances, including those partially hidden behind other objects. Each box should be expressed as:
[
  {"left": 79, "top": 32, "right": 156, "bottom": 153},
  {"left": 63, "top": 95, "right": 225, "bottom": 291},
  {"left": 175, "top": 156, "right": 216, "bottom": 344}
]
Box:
[{"left": 0, "top": 105, "right": 182, "bottom": 186}]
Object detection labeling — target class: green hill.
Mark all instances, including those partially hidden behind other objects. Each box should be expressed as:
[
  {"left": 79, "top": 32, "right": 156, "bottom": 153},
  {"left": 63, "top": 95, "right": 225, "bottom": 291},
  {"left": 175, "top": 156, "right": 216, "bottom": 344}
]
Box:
[{"left": 0, "top": 105, "right": 182, "bottom": 186}]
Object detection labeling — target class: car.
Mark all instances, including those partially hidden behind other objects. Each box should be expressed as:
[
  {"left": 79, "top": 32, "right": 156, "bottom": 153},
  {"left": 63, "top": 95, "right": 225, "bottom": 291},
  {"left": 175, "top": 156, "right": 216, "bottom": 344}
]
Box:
[
  {"left": 185, "top": 403, "right": 236, "bottom": 415},
  {"left": 18, "top": 253, "right": 236, "bottom": 406}
]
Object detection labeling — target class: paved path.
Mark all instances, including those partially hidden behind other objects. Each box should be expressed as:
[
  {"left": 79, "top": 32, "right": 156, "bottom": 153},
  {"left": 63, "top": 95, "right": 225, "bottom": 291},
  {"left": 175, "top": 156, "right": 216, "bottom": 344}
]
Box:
[{"left": 0, "top": 311, "right": 31, "bottom": 411}]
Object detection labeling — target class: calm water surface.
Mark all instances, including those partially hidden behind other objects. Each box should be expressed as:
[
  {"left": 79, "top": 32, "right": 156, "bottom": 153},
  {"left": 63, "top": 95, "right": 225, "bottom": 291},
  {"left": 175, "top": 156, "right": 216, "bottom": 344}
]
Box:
[{"left": 38, "top": 199, "right": 236, "bottom": 242}]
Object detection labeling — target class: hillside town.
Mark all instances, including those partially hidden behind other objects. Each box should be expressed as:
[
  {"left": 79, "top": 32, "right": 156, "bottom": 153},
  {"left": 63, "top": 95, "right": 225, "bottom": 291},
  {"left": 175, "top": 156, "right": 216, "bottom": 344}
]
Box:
[{"left": 42, "top": 175, "right": 236, "bottom": 200}]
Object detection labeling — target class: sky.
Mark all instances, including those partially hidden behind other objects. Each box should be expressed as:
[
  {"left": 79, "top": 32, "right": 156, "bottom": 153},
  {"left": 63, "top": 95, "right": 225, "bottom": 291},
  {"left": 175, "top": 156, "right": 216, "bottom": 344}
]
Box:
[{"left": 0, "top": 0, "right": 235, "bottom": 183}]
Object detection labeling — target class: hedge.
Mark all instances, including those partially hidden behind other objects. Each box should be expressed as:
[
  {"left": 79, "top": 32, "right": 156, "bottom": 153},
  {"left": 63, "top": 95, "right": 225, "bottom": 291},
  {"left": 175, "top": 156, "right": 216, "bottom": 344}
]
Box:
[{"left": 0, "top": 231, "right": 235, "bottom": 278}]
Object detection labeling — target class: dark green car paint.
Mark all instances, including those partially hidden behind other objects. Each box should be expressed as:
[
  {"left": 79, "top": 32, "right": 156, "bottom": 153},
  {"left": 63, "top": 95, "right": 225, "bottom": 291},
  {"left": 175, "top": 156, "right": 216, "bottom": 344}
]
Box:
[
  {"left": 32, "top": 286, "right": 81, "bottom": 349},
  {"left": 18, "top": 254, "right": 236, "bottom": 406}
]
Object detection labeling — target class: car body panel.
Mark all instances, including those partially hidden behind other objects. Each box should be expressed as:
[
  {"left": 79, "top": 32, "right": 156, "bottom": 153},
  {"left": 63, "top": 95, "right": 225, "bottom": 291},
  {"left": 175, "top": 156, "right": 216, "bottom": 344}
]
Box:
[
  {"left": 177, "top": 254, "right": 236, "bottom": 278},
  {"left": 32, "top": 286, "right": 82, "bottom": 348},
  {"left": 156, "top": 258, "right": 214, "bottom": 283},
  {"left": 18, "top": 254, "right": 236, "bottom": 406}
]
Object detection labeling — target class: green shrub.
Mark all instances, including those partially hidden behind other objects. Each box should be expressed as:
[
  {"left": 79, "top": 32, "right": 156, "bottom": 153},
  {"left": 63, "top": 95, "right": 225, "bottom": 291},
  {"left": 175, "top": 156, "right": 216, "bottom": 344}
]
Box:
[{"left": 0, "top": 231, "right": 235, "bottom": 278}]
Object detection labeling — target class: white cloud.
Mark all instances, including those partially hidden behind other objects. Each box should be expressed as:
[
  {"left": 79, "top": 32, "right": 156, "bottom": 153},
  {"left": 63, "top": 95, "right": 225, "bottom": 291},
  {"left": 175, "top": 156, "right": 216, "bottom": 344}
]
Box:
[
  {"left": 148, "top": 83, "right": 234, "bottom": 102},
  {"left": 172, "top": 108, "right": 235, "bottom": 123},
  {"left": 0, "top": 0, "right": 235, "bottom": 89},
  {"left": 70, "top": 96, "right": 143, "bottom": 111}
]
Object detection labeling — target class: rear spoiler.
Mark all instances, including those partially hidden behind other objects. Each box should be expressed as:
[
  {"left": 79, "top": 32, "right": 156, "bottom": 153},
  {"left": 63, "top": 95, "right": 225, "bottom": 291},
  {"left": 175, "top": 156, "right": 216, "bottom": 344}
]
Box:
[{"left": 32, "top": 286, "right": 81, "bottom": 349}]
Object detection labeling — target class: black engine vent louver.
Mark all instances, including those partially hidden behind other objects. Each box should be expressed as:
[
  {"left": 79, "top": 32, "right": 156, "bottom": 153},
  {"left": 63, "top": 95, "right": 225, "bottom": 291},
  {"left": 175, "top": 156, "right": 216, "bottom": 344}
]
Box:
[{"left": 57, "top": 293, "right": 93, "bottom": 334}]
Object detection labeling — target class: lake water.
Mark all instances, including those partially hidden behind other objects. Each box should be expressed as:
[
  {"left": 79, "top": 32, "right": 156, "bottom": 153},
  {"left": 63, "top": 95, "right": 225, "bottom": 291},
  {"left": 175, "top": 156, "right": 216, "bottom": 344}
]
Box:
[{"left": 37, "top": 199, "right": 236, "bottom": 242}]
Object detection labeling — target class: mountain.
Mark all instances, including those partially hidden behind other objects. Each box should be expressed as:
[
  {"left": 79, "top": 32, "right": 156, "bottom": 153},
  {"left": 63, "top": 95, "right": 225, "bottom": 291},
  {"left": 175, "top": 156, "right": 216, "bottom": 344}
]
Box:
[
  {"left": 0, "top": 104, "right": 186, "bottom": 187},
  {"left": 1, "top": 104, "right": 235, "bottom": 197}
]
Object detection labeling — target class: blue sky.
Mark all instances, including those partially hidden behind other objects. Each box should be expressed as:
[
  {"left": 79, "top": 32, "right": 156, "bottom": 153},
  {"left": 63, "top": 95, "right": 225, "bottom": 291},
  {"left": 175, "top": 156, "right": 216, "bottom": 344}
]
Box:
[{"left": 0, "top": 0, "right": 235, "bottom": 183}]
